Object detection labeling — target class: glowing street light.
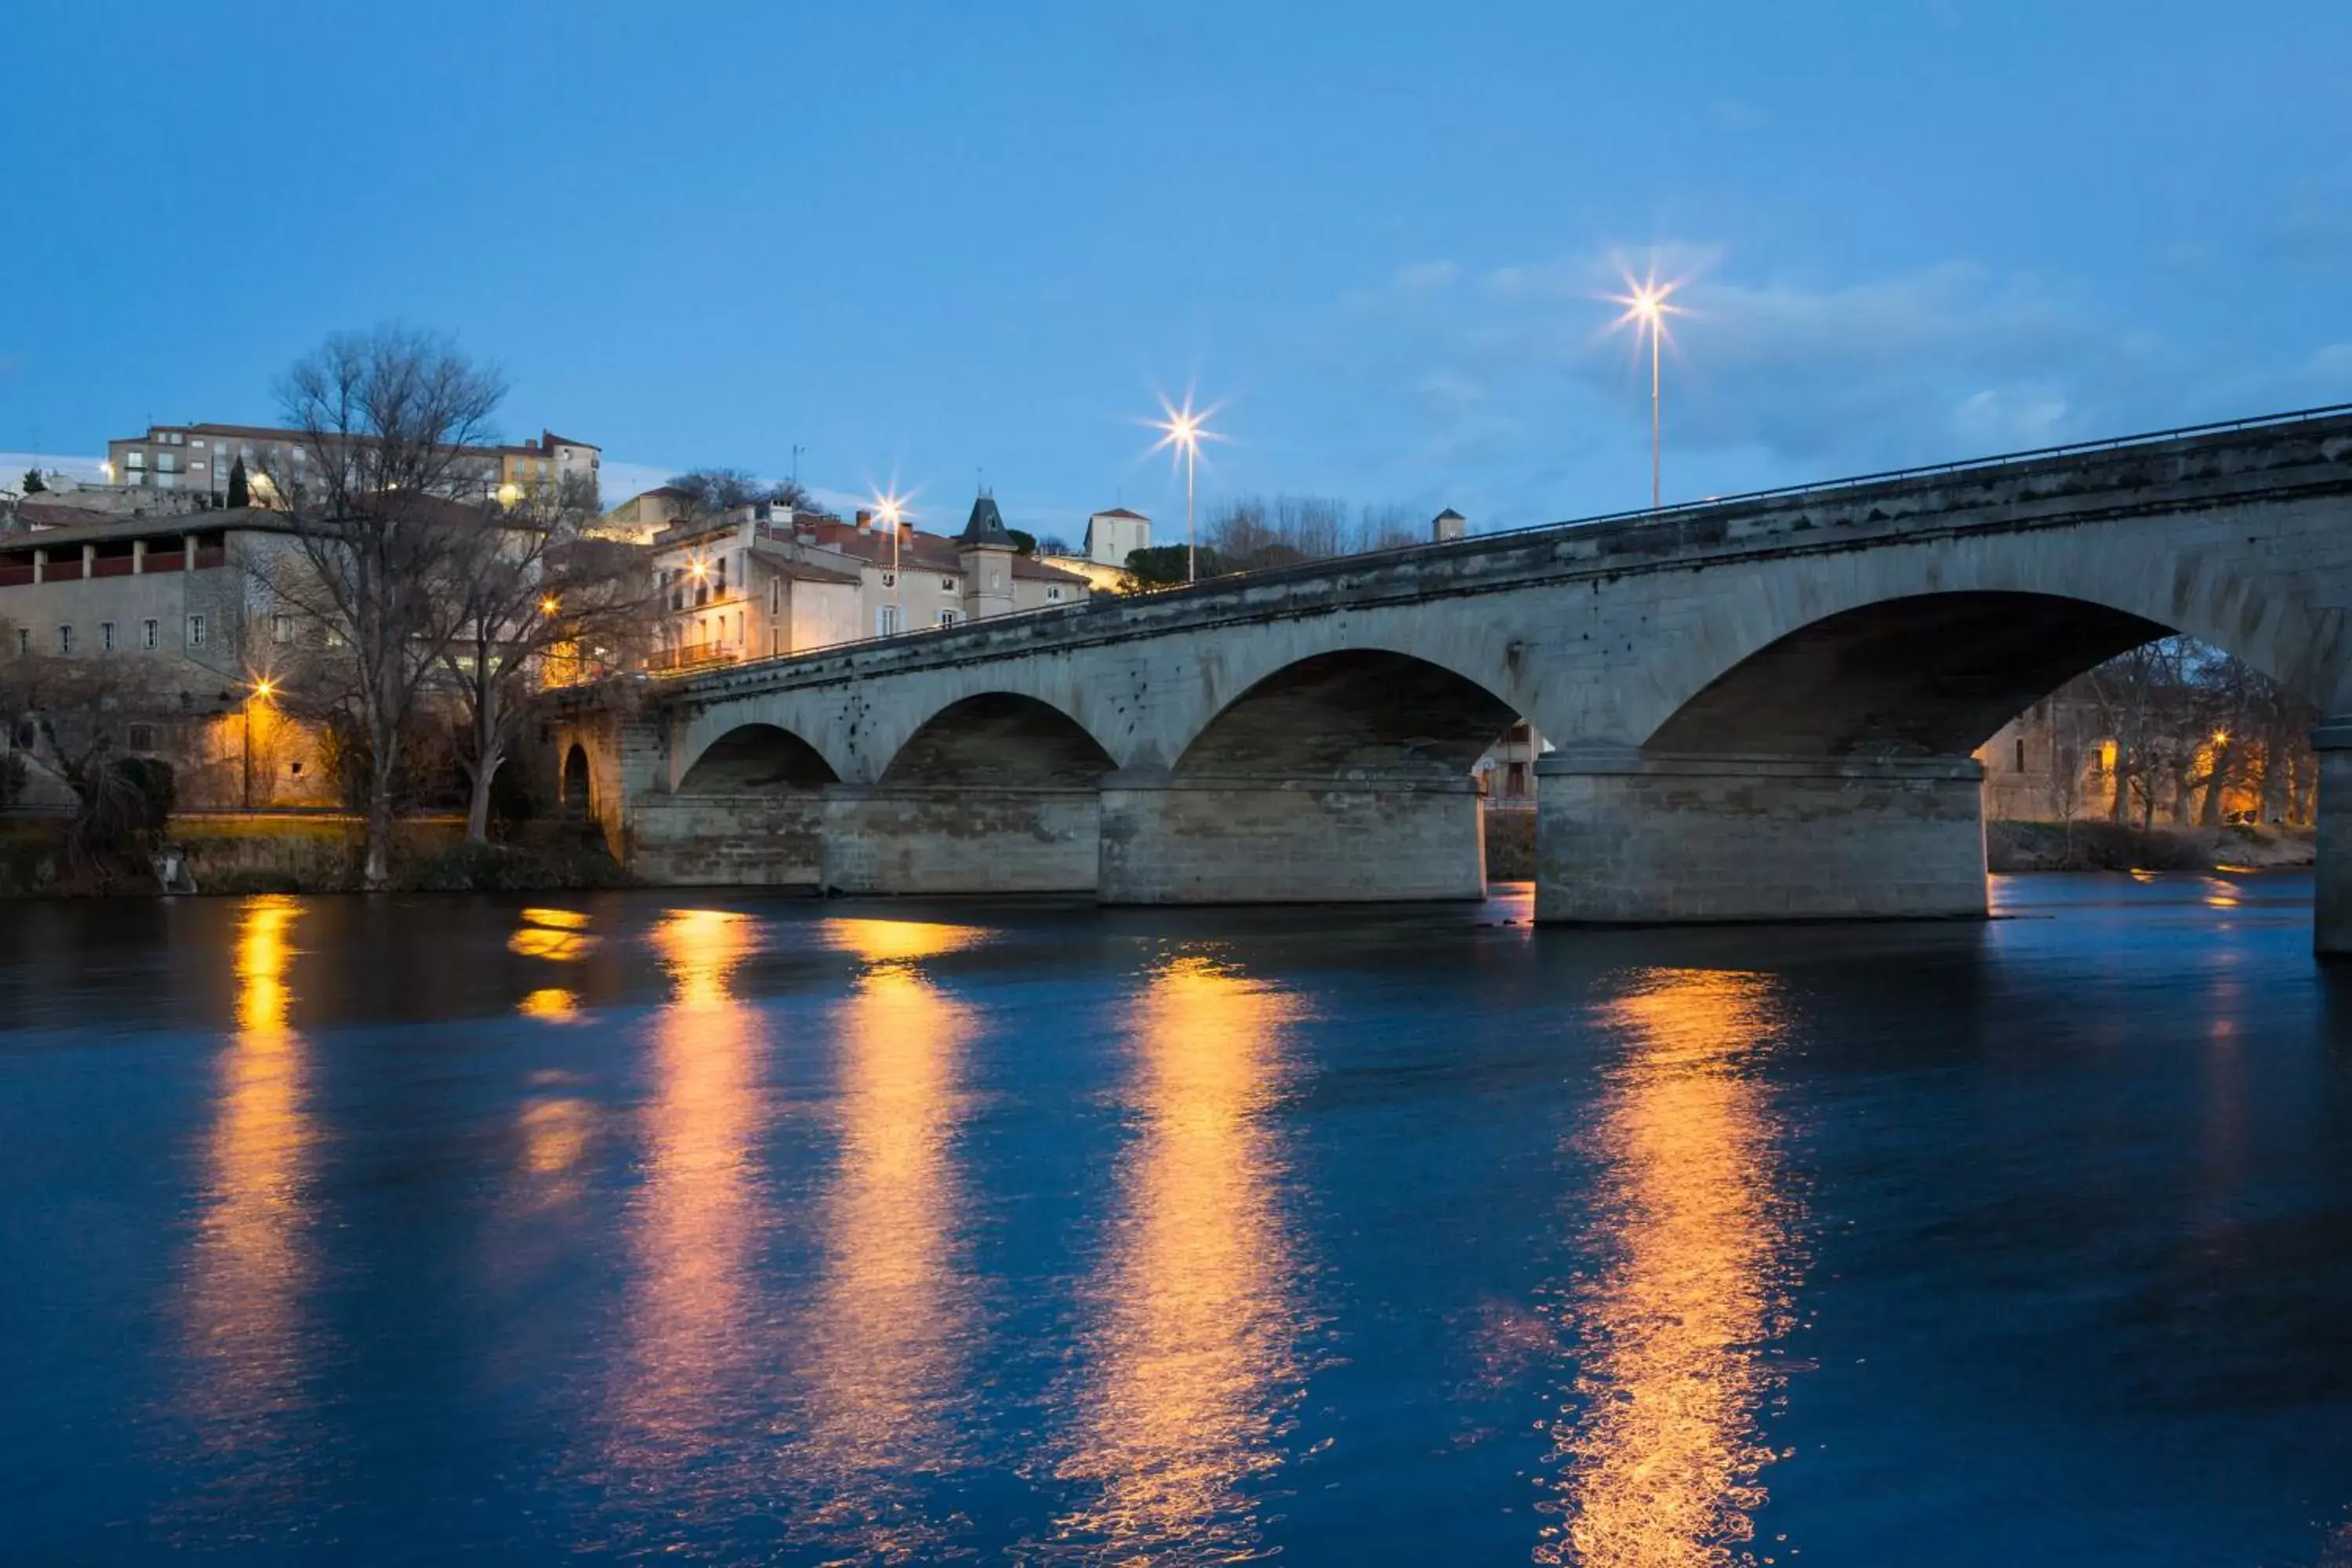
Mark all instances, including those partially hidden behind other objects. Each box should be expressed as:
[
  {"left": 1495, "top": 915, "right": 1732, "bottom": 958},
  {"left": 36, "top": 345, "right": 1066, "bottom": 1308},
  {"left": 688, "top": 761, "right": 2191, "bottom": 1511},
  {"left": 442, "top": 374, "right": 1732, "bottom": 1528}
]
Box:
[
  {"left": 1606, "top": 269, "right": 1686, "bottom": 510},
  {"left": 243, "top": 676, "right": 275, "bottom": 808},
  {"left": 539, "top": 595, "right": 561, "bottom": 617},
  {"left": 873, "top": 489, "right": 911, "bottom": 637},
  {"left": 1147, "top": 395, "right": 1221, "bottom": 584}
]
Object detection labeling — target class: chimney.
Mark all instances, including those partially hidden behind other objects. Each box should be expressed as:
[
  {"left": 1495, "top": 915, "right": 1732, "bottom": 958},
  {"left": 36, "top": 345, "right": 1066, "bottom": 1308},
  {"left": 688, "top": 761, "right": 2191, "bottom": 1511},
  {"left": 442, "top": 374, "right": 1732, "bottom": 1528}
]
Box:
[{"left": 855, "top": 508, "right": 873, "bottom": 532}]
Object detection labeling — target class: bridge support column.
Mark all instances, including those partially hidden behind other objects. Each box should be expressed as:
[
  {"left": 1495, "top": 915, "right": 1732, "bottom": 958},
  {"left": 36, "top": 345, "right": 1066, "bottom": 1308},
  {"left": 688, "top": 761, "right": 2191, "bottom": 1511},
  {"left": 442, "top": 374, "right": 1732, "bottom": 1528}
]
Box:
[
  {"left": 1098, "top": 771, "right": 1485, "bottom": 905},
  {"left": 630, "top": 790, "right": 826, "bottom": 887},
  {"left": 2313, "top": 723, "right": 2352, "bottom": 956},
  {"left": 1534, "top": 748, "right": 1987, "bottom": 924},
  {"left": 819, "top": 786, "right": 1099, "bottom": 895}
]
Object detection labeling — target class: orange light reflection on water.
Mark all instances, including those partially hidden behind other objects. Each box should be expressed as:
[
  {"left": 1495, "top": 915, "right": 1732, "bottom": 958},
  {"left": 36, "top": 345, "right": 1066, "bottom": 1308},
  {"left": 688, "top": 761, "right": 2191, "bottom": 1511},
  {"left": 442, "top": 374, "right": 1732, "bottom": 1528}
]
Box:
[
  {"left": 789, "top": 917, "right": 981, "bottom": 1554},
  {"left": 183, "top": 895, "right": 314, "bottom": 1450},
  {"left": 1541, "top": 967, "right": 1801, "bottom": 1568},
  {"left": 606, "top": 909, "right": 764, "bottom": 1470},
  {"left": 1048, "top": 953, "right": 1306, "bottom": 1560}
]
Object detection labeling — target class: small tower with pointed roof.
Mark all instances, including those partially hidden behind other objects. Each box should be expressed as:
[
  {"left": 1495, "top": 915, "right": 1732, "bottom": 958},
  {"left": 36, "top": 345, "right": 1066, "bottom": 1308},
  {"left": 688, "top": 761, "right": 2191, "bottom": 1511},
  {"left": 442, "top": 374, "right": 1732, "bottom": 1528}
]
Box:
[
  {"left": 957, "top": 492, "right": 1018, "bottom": 621},
  {"left": 1432, "top": 506, "right": 1467, "bottom": 543}
]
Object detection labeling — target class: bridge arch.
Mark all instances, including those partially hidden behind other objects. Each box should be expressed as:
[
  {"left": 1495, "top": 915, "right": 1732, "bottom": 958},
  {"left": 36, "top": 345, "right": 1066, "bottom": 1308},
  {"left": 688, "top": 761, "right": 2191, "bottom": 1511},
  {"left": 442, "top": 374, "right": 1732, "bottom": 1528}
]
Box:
[
  {"left": 1173, "top": 646, "right": 1523, "bottom": 781},
  {"left": 560, "top": 743, "right": 593, "bottom": 820},
  {"left": 1624, "top": 539, "right": 2347, "bottom": 753},
  {"left": 877, "top": 691, "right": 1118, "bottom": 787},
  {"left": 676, "top": 721, "right": 840, "bottom": 793}
]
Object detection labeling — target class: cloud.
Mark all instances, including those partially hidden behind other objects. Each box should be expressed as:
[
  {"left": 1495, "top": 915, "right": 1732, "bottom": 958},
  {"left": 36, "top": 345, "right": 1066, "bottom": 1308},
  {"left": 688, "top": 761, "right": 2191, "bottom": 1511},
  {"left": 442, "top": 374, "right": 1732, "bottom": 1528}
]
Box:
[{"left": 1318, "top": 247, "right": 2205, "bottom": 485}]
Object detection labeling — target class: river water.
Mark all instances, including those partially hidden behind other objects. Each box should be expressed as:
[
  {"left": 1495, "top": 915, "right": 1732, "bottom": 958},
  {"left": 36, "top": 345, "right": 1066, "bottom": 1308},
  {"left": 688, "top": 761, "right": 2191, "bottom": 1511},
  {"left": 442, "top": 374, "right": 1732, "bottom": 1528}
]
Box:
[{"left": 5, "top": 875, "right": 2350, "bottom": 1565}]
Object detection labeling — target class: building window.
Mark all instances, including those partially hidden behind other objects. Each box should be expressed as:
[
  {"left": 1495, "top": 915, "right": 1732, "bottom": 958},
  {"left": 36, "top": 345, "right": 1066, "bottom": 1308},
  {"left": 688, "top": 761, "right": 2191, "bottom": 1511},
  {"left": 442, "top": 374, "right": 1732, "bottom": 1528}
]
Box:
[
  {"left": 273, "top": 614, "right": 294, "bottom": 644},
  {"left": 128, "top": 724, "right": 154, "bottom": 750},
  {"left": 55, "top": 626, "right": 71, "bottom": 655},
  {"left": 100, "top": 621, "right": 115, "bottom": 652},
  {"left": 939, "top": 576, "right": 956, "bottom": 591},
  {"left": 880, "top": 571, "right": 895, "bottom": 587},
  {"left": 769, "top": 579, "right": 779, "bottom": 615},
  {"left": 937, "top": 609, "right": 960, "bottom": 628},
  {"left": 141, "top": 619, "right": 158, "bottom": 650},
  {"left": 187, "top": 614, "right": 206, "bottom": 648},
  {"left": 1047, "top": 586, "right": 1062, "bottom": 601},
  {"left": 2014, "top": 737, "right": 2027, "bottom": 771},
  {"left": 877, "top": 604, "right": 902, "bottom": 637},
  {"left": 126, "top": 451, "right": 145, "bottom": 469},
  {"left": 13, "top": 628, "right": 25, "bottom": 656}
]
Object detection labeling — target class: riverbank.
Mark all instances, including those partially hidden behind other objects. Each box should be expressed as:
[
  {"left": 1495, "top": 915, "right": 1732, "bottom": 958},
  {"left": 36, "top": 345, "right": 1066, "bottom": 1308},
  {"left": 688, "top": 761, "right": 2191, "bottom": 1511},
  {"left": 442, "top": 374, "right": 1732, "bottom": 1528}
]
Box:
[
  {"left": 1478, "top": 808, "right": 2314, "bottom": 880},
  {"left": 0, "top": 811, "right": 627, "bottom": 895},
  {"left": 1985, "top": 818, "right": 2315, "bottom": 872}
]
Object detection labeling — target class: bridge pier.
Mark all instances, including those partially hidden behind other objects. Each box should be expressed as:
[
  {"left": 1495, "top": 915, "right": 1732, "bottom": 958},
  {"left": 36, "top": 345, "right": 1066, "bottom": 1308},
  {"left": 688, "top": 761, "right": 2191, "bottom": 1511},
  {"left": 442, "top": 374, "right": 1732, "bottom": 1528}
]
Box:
[
  {"left": 1098, "top": 771, "right": 1486, "bottom": 904},
  {"left": 631, "top": 790, "right": 827, "bottom": 887},
  {"left": 819, "top": 785, "right": 1099, "bottom": 895},
  {"left": 1534, "top": 748, "right": 1988, "bottom": 924},
  {"left": 2314, "top": 724, "right": 2352, "bottom": 957}
]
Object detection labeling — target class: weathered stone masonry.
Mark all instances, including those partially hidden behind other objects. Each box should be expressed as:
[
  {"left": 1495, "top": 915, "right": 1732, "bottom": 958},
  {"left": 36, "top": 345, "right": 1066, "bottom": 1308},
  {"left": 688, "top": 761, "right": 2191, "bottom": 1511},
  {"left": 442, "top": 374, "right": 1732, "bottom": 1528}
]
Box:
[{"left": 550, "top": 410, "right": 2352, "bottom": 950}]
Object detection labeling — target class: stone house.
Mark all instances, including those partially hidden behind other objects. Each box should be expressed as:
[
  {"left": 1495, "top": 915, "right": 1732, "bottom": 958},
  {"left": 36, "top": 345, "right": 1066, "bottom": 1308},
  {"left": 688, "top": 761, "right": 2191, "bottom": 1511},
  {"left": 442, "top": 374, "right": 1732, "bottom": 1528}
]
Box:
[
  {"left": 0, "top": 506, "right": 338, "bottom": 808},
  {"left": 647, "top": 494, "right": 1091, "bottom": 670}
]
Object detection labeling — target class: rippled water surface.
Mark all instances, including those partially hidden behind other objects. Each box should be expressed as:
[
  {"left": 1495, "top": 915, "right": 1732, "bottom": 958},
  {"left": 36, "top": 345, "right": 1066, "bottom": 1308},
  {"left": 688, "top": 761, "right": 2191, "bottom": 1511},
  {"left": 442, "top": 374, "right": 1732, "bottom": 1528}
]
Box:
[{"left": 5, "top": 874, "right": 2351, "bottom": 1564}]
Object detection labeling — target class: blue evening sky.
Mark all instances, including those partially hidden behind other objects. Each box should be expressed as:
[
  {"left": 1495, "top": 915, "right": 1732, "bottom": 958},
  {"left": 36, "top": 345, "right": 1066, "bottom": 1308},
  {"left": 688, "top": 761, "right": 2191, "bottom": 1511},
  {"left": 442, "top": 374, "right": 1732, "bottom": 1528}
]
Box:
[{"left": 6, "top": 1, "right": 2349, "bottom": 536}]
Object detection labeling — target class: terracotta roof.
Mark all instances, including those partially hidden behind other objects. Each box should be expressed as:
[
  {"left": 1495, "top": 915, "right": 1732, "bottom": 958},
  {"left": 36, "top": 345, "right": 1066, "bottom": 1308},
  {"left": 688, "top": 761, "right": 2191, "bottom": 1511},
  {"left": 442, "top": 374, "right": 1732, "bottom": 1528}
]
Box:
[
  {"left": 16, "top": 500, "right": 125, "bottom": 529},
  {"left": 0, "top": 506, "right": 289, "bottom": 554},
  {"left": 747, "top": 541, "right": 863, "bottom": 586}
]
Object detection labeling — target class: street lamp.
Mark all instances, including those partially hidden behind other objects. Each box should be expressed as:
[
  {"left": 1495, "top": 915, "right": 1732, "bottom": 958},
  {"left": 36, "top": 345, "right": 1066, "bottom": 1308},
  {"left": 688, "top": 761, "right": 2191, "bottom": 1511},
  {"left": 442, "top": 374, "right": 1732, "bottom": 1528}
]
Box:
[
  {"left": 1607, "top": 270, "right": 1685, "bottom": 510},
  {"left": 1148, "top": 395, "right": 1220, "bottom": 584},
  {"left": 873, "top": 491, "right": 909, "bottom": 637},
  {"left": 243, "top": 677, "right": 275, "bottom": 810}
]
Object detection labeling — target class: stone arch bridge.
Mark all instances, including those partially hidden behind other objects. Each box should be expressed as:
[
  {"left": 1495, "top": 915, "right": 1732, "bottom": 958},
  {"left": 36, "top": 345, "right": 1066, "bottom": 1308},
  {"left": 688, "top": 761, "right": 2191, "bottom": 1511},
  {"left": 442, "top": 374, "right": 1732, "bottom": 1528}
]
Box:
[{"left": 550, "top": 408, "right": 2352, "bottom": 951}]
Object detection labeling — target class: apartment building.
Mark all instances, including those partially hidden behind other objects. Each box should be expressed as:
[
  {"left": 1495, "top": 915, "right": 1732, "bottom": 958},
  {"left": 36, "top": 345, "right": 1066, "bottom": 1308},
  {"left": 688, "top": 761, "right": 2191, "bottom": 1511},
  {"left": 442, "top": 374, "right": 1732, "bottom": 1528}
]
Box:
[
  {"left": 647, "top": 494, "right": 1091, "bottom": 670},
  {"left": 105, "top": 423, "right": 601, "bottom": 506}
]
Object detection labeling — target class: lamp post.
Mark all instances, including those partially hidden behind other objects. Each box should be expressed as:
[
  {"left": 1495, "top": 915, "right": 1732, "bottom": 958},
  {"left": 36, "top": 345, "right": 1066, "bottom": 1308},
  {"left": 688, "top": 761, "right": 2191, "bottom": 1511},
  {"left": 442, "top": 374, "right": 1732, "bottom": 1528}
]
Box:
[
  {"left": 242, "top": 677, "right": 274, "bottom": 810},
  {"left": 1609, "top": 274, "right": 1682, "bottom": 510},
  {"left": 1149, "top": 397, "right": 1218, "bottom": 584},
  {"left": 875, "top": 492, "right": 907, "bottom": 637}
]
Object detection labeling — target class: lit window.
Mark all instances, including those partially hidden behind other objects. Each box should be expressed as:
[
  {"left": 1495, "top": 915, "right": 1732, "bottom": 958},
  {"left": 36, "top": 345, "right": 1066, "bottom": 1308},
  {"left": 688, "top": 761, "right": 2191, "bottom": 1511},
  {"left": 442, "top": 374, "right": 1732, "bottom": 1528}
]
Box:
[
  {"left": 141, "top": 619, "right": 157, "bottom": 650},
  {"left": 273, "top": 614, "right": 294, "bottom": 644},
  {"left": 187, "top": 614, "right": 205, "bottom": 648}
]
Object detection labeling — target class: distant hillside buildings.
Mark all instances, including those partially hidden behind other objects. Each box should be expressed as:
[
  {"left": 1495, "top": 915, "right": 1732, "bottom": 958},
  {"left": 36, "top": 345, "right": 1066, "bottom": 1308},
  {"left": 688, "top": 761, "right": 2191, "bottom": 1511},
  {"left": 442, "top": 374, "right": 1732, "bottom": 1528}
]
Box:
[{"left": 103, "top": 422, "right": 600, "bottom": 506}]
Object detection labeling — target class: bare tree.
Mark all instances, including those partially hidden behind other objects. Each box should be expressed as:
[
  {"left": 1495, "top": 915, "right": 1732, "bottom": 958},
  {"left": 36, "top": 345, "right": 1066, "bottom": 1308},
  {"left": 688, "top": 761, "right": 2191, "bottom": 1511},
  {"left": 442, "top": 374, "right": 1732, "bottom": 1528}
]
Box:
[
  {"left": 256, "top": 326, "right": 507, "bottom": 888},
  {"left": 666, "top": 468, "right": 811, "bottom": 517},
  {"left": 437, "top": 485, "right": 650, "bottom": 841}
]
